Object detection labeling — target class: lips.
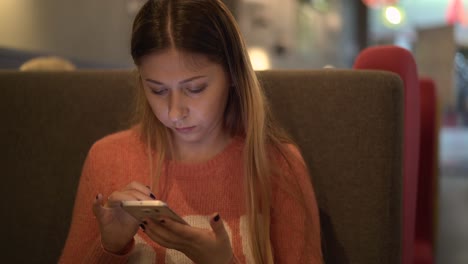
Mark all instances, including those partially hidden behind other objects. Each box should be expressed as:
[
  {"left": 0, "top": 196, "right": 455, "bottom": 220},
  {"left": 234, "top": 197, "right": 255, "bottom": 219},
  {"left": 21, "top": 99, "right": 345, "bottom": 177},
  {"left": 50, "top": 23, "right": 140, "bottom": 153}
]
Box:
[{"left": 174, "top": 126, "right": 196, "bottom": 133}]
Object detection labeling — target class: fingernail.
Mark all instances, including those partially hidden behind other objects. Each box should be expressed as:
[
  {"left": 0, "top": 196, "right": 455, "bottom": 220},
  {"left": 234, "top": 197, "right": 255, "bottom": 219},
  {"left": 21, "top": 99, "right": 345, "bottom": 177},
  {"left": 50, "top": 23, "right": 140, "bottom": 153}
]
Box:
[
  {"left": 95, "top": 194, "right": 99, "bottom": 200},
  {"left": 143, "top": 220, "right": 148, "bottom": 225},
  {"left": 139, "top": 224, "right": 146, "bottom": 231},
  {"left": 214, "top": 214, "right": 220, "bottom": 222},
  {"left": 150, "top": 193, "right": 156, "bottom": 200},
  {"left": 159, "top": 219, "right": 165, "bottom": 224}
]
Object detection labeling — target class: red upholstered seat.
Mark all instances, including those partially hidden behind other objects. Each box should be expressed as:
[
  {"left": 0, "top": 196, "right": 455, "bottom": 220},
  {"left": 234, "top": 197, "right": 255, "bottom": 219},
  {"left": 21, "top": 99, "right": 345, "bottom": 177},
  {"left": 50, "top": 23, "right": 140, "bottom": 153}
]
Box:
[
  {"left": 414, "top": 240, "right": 433, "bottom": 264},
  {"left": 354, "top": 45, "right": 421, "bottom": 264},
  {"left": 414, "top": 77, "right": 438, "bottom": 264}
]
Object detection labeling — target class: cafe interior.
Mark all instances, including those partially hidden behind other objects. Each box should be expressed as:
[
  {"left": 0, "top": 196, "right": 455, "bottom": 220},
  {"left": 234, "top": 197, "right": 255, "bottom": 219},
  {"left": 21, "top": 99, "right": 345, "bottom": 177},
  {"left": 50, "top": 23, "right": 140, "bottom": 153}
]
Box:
[{"left": 1, "top": 0, "right": 467, "bottom": 263}]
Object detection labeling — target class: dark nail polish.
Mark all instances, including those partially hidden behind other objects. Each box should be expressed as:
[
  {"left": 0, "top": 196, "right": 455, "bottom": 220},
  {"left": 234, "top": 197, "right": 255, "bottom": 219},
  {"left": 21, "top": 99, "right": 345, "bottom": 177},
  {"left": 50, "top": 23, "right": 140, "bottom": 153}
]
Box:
[
  {"left": 143, "top": 220, "right": 148, "bottom": 225},
  {"left": 159, "top": 219, "right": 165, "bottom": 224},
  {"left": 150, "top": 193, "right": 156, "bottom": 200},
  {"left": 214, "top": 214, "right": 220, "bottom": 222},
  {"left": 95, "top": 194, "right": 98, "bottom": 200},
  {"left": 139, "top": 224, "right": 146, "bottom": 231}
]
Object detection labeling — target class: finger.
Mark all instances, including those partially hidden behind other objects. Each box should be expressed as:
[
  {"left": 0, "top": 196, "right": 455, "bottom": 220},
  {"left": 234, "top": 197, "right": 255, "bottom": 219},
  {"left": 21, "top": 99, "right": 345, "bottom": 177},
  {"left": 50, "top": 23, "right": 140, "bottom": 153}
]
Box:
[
  {"left": 106, "top": 190, "right": 154, "bottom": 207},
  {"left": 146, "top": 229, "right": 180, "bottom": 250},
  {"left": 143, "top": 219, "right": 183, "bottom": 250},
  {"left": 210, "top": 213, "right": 229, "bottom": 240},
  {"left": 92, "top": 193, "right": 105, "bottom": 218},
  {"left": 123, "top": 181, "right": 156, "bottom": 199},
  {"left": 156, "top": 216, "right": 200, "bottom": 241},
  {"left": 105, "top": 192, "right": 134, "bottom": 207}
]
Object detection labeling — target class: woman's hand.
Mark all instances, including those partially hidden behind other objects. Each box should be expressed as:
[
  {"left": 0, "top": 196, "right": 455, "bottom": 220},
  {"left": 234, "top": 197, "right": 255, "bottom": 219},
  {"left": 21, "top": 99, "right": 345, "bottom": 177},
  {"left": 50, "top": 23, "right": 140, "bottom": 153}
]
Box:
[
  {"left": 143, "top": 213, "right": 234, "bottom": 264},
  {"left": 92, "top": 181, "right": 157, "bottom": 254}
]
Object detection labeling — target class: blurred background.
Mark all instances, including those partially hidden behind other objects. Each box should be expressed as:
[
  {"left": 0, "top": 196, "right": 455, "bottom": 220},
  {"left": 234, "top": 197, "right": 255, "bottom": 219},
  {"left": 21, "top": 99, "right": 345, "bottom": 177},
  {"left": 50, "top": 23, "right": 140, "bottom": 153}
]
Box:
[{"left": 0, "top": 0, "right": 467, "bottom": 263}]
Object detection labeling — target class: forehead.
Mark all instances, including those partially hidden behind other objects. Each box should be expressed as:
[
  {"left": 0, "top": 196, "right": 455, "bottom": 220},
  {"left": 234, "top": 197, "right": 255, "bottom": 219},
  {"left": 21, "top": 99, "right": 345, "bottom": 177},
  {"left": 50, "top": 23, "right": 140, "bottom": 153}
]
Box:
[{"left": 139, "top": 49, "right": 221, "bottom": 78}]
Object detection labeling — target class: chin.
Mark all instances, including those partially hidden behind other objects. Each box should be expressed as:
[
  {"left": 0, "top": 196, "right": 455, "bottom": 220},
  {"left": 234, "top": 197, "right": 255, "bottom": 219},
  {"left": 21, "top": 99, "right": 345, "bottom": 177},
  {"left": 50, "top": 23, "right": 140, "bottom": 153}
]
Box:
[{"left": 173, "top": 131, "right": 204, "bottom": 143}]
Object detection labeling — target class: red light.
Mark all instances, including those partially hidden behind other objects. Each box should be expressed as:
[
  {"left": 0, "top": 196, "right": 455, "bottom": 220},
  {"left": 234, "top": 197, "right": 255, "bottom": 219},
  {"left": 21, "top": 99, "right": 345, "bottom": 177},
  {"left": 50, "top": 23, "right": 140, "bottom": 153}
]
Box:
[
  {"left": 362, "top": 0, "right": 399, "bottom": 9},
  {"left": 446, "top": 0, "right": 467, "bottom": 26}
]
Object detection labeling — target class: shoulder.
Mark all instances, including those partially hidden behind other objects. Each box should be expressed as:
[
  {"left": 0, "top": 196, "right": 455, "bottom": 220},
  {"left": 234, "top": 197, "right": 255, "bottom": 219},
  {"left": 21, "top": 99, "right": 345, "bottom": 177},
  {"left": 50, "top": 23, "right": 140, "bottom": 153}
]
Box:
[
  {"left": 269, "top": 142, "right": 312, "bottom": 187},
  {"left": 88, "top": 128, "right": 145, "bottom": 159},
  {"left": 78, "top": 128, "right": 147, "bottom": 197},
  {"left": 283, "top": 143, "right": 303, "bottom": 159},
  {"left": 271, "top": 142, "right": 306, "bottom": 168}
]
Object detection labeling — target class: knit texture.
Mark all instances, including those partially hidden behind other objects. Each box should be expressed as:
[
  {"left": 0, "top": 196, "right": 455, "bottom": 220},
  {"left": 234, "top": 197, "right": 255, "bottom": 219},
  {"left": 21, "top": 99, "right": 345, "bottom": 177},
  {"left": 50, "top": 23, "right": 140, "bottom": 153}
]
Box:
[{"left": 59, "top": 128, "right": 322, "bottom": 263}]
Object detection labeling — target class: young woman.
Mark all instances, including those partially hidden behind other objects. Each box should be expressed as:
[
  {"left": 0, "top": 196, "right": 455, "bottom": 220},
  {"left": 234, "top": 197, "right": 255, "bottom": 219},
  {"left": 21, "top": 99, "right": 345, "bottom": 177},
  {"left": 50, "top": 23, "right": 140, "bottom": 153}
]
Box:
[{"left": 59, "top": 0, "right": 322, "bottom": 263}]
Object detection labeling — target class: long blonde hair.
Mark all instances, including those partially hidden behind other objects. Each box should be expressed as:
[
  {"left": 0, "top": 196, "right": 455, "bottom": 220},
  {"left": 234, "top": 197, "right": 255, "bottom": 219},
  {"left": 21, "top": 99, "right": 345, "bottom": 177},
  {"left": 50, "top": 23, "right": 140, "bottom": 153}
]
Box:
[{"left": 130, "top": 0, "right": 317, "bottom": 262}]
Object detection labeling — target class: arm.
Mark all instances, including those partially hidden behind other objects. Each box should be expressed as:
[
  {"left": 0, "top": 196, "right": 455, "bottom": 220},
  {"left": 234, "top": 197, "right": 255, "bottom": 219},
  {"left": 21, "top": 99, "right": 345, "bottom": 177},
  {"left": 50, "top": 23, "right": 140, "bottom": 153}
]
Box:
[
  {"left": 58, "top": 143, "right": 130, "bottom": 263},
  {"left": 270, "top": 145, "right": 323, "bottom": 263}
]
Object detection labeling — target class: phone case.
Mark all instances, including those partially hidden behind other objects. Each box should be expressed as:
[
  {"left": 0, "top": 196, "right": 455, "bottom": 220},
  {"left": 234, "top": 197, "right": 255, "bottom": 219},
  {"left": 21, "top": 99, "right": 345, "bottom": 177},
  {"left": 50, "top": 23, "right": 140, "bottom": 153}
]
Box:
[{"left": 121, "top": 200, "right": 188, "bottom": 225}]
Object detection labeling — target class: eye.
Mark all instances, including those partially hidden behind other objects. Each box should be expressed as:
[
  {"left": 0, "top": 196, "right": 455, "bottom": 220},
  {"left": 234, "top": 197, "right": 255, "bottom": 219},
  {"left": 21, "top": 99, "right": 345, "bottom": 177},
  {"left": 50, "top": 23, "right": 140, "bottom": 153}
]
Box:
[
  {"left": 186, "top": 84, "right": 207, "bottom": 94},
  {"left": 150, "top": 88, "right": 168, "bottom": 95}
]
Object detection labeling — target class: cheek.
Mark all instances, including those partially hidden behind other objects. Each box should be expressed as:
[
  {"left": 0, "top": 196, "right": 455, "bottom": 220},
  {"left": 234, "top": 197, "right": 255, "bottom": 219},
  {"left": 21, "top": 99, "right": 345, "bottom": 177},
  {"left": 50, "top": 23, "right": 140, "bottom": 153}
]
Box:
[
  {"left": 215, "top": 88, "right": 230, "bottom": 113},
  {"left": 146, "top": 97, "right": 168, "bottom": 121},
  {"left": 202, "top": 94, "right": 228, "bottom": 119}
]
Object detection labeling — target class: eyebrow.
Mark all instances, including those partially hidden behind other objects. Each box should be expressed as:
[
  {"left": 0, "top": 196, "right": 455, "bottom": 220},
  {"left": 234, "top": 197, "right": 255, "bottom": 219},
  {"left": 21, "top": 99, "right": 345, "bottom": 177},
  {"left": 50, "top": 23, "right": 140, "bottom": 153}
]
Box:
[{"left": 144, "top": 75, "right": 207, "bottom": 85}]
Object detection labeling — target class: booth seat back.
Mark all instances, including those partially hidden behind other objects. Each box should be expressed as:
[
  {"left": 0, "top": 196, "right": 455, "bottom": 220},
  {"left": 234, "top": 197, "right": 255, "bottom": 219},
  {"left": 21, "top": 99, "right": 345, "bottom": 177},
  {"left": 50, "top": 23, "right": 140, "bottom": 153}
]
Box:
[
  {"left": 0, "top": 70, "right": 403, "bottom": 264},
  {"left": 354, "top": 45, "right": 420, "bottom": 264},
  {"left": 415, "top": 77, "right": 439, "bottom": 264}
]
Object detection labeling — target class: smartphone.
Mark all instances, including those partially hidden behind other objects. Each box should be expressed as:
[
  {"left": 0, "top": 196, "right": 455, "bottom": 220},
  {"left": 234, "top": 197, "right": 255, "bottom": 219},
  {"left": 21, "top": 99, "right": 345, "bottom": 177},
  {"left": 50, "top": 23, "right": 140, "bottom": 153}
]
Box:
[{"left": 121, "top": 200, "right": 188, "bottom": 225}]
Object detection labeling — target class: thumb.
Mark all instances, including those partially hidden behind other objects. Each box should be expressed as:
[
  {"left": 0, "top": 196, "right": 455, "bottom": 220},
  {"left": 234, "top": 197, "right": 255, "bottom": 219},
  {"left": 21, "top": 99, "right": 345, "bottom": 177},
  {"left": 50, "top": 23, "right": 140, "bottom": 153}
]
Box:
[
  {"left": 210, "top": 213, "right": 228, "bottom": 239},
  {"left": 92, "top": 193, "right": 105, "bottom": 219}
]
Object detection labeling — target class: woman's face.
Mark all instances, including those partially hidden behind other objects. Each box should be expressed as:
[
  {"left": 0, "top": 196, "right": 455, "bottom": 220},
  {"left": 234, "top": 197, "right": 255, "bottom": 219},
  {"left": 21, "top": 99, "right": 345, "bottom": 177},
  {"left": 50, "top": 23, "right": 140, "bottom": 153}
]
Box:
[{"left": 139, "top": 49, "right": 230, "bottom": 148}]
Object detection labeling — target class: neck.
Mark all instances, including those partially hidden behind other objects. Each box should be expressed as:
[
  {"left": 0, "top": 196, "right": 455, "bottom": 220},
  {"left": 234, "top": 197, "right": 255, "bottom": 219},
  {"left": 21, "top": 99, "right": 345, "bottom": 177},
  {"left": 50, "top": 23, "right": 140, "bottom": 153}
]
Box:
[{"left": 171, "top": 131, "right": 232, "bottom": 163}]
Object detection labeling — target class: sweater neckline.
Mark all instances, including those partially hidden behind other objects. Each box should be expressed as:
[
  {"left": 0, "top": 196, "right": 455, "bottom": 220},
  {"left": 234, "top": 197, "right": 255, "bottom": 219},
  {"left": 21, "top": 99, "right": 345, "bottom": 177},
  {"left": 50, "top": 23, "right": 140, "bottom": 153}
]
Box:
[{"left": 165, "top": 136, "right": 244, "bottom": 172}]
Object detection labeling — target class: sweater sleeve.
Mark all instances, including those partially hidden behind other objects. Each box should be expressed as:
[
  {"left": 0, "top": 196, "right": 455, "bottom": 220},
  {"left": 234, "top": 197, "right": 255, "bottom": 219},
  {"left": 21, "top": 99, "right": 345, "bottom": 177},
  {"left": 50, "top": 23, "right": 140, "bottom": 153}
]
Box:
[
  {"left": 270, "top": 145, "right": 323, "bottom": 264},
  {"left": 58, "top": 142, "right": 130, "bottom": 263}
]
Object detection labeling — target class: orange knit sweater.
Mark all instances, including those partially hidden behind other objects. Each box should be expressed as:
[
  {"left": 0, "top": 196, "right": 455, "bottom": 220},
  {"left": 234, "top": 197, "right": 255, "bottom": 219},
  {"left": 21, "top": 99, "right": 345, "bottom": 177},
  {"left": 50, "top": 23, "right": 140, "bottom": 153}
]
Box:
[{"left": 59, "top": 129, "right": 322, "bottom": 263}]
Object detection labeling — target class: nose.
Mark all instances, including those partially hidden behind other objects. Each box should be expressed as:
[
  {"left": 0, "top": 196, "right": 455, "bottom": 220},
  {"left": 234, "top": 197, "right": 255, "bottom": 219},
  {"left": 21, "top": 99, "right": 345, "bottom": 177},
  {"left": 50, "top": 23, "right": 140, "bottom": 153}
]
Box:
[{"left": 168, "top": 90, "right": 188, "bottom": 123}]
